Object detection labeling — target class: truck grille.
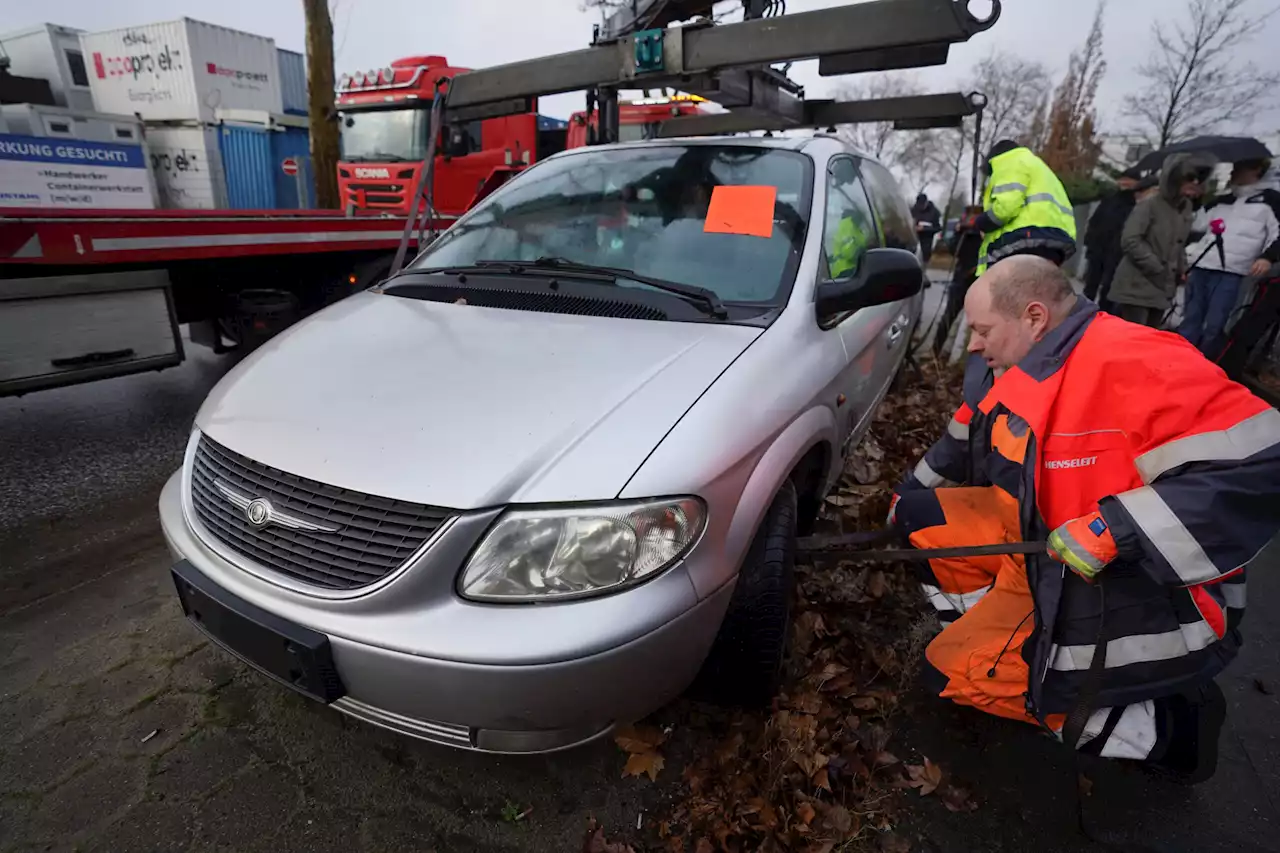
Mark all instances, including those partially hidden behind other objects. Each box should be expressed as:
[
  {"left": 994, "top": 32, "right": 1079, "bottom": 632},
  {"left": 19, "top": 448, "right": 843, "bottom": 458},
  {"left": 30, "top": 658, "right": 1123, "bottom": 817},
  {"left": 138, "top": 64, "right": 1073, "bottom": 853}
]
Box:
[{"left": 190, "top": 435, "right": 453, "bottom": 591}]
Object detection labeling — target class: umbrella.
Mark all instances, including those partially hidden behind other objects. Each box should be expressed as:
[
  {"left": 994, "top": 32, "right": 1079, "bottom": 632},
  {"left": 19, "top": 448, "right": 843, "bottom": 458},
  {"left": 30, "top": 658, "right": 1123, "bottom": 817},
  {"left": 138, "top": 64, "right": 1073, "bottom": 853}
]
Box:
[{"left": 1136, "top": 135, "right": 1272, "bottom": 173}]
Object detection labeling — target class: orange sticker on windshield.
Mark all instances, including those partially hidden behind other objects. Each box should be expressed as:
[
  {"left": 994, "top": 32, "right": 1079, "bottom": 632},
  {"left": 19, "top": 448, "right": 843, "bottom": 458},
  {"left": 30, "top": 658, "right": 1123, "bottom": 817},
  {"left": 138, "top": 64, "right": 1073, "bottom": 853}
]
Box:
[{"left": 704, "top": 185, "right": 777, "bottom": 238}]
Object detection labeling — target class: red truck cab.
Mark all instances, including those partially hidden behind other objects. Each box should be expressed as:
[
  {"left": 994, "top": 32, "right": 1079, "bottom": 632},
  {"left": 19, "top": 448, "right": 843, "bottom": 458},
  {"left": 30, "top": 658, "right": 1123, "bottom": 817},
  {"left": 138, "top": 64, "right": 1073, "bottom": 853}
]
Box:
[
  {"left": 565, "top": 97, "right": 707, "bottom": 148},
  {"left": 336, "top": 56, "right": 543, "bottom": 217}
]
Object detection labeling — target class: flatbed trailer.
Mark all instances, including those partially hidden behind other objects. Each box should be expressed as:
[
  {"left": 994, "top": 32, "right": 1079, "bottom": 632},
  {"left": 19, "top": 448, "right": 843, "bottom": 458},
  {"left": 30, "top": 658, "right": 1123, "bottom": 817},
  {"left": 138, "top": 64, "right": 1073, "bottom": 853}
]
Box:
[{"left": 0, "top": 207, "right": 448, "bottom": 396}]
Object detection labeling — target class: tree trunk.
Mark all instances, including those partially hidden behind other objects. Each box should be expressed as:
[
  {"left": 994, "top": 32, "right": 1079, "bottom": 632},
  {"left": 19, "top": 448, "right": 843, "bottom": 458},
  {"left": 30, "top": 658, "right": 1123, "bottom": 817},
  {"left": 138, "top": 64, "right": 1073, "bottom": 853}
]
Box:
[{"left": 303, "top": 0, "right": 340, "bottom": 209}]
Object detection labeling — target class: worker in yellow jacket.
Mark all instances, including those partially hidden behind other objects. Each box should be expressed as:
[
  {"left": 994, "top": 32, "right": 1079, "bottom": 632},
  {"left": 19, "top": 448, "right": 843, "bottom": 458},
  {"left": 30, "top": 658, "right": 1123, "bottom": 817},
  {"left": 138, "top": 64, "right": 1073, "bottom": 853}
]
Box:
[{"left": 975, "top": 140, "right": 1077, "bottom": 275}]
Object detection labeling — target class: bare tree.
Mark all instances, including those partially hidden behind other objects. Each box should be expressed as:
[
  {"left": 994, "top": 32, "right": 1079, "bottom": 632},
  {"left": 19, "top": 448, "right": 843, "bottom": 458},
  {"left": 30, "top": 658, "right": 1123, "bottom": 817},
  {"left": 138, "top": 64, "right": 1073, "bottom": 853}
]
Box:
[
  {"left": 1123, "top": 0, "right": 1280, "bottom": 147},
  {"left": 304, "top": 0, "right": 340, "bottom": 209},
  {"left": 831, "top": 72, "right": 924, "bottom": 164},
  {"left": 1039, "top": 1, "right": 1106, "bottom": 178},
  {"left": 965, "top": 50, "right": 1052, "bottom": 158}
]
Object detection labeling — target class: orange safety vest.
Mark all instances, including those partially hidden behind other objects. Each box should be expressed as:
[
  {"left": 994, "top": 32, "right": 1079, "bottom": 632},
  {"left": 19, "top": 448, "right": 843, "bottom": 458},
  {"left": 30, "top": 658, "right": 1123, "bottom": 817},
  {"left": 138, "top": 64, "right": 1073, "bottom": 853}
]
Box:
[{"left": 954, "top": 300, "right": 1280, "bottom": 720}]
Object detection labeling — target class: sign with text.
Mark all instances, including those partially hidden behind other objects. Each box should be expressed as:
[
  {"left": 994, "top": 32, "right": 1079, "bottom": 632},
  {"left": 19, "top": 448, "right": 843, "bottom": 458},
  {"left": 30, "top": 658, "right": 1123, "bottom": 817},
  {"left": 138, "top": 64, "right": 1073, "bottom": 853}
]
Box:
[{"left": 0, "top": 133, "right": 155, "bottom": 209}]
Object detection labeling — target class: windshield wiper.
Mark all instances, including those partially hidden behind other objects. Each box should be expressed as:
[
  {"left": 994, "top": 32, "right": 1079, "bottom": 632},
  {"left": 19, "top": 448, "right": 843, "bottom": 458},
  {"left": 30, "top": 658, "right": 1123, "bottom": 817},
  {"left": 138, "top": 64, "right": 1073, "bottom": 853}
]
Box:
[{"left": 470, "top": 257, "right": 729, "bottom": 319}]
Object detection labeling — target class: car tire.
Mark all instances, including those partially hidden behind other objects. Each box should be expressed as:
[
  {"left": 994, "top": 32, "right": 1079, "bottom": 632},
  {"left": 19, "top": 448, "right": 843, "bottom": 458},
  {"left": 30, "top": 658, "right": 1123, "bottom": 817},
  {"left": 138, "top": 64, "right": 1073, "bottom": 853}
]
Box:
[{"left": 689, "top": 479, "right": 798, "bottom": 708}]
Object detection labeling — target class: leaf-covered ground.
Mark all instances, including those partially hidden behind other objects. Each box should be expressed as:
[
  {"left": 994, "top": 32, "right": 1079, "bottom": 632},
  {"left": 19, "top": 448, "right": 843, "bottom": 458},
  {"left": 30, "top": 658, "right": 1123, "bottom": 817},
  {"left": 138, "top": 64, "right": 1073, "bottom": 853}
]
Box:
[{"left": 589, "top": 358, "right": 969, "bottom": 853}]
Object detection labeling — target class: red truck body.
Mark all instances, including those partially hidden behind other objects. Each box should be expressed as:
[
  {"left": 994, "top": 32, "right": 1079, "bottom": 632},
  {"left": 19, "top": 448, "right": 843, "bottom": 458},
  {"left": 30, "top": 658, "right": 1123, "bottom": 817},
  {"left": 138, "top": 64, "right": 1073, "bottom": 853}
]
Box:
[{"left": 335, "top": 56, "right": 707, "bottom": 217}]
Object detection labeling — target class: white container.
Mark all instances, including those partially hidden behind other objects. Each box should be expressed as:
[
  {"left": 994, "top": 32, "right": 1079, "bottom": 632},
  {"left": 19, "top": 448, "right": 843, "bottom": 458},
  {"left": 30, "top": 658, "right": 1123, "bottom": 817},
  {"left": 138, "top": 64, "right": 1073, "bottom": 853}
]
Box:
[
  {"left": 80, "top": 18, "right": 282, "bottom": 123},
  {"left": 144, "top": 123, "right": 228, "bottom": 209},
  {"left": 0, "top": 103, "right": 146, "bottom": 146},
  {"left": 0, "top": 23, "right": 94, "bottom": 111},
  {"left": 277, "top": 48, "right": 308, "bottom": 116}
]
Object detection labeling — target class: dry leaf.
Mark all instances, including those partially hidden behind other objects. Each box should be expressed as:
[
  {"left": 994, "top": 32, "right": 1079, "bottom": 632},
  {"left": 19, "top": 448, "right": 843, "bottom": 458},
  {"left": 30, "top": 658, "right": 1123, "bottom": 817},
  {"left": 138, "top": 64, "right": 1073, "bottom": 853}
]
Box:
[
  {"left": 874, "top": 751, "right": 900, "bottom": 767},
  {"left": 825, "top": 804, "right": 853, "bottom": 834},
  {"left": 812, "top": 767, "right": 832, "bottom": 792},
  {"left": 905, "top": 757, "right": 944, "bottom": 796},
  {"left": 615, "top": 724, "right": 666, "bottom": 754},
  {"left": 583, "top": 819, "right": 638, "bottom": 853},
  {"left": 694, "top": 839, "right": 714, "bottom": 853},
  {"left": 868, "top": 570, "right": 888, "bottom": 598},
  {"left": 941, "top": 783, "right": 979, "bottom": 812},
  {"left": 850, "top": 696, "right": 879, "bottom": 711},
  {"left": 1077, "top": 772, "right": 1093, "bottom": 798},
  {"left": 796, "top": 802, "right": 817, "bottom": 826},
  {"left": 623, "top": 750, "right": 665, "bottom": 782}
]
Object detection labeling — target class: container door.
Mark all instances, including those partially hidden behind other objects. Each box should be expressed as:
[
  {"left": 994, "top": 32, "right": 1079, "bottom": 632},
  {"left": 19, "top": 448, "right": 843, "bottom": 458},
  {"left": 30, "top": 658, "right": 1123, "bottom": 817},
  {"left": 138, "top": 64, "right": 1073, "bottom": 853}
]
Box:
[
  {"left": 271, "top": 127, "right": 313, "bottom": 209},
  {"left": 219, "top": 124, "right": 275, "bottom": 209}
]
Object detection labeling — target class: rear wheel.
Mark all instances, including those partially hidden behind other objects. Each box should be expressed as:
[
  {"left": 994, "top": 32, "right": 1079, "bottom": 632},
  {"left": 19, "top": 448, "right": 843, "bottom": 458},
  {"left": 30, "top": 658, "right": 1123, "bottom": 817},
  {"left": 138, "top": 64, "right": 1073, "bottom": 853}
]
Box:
[{"left": 689, "top": 479, "right": 798, "bottom": 707}]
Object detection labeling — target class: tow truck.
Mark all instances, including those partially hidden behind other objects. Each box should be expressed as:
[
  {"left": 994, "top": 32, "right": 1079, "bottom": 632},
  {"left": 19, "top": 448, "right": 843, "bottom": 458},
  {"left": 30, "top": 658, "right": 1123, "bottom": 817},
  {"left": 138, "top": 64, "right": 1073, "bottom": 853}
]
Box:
[
  {"left": 335, "top": 55, "right": 707, "bottom": 217},
  {"left": 1, "top": 0, "right": 998, "bottom": 398}
]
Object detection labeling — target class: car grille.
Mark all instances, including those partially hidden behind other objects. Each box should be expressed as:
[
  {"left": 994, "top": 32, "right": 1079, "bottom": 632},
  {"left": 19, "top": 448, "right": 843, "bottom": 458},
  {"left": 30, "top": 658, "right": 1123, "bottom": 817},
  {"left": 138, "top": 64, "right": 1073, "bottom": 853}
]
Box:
[{"left": 190, "top": 435, "right": 453, "bottom": 591}]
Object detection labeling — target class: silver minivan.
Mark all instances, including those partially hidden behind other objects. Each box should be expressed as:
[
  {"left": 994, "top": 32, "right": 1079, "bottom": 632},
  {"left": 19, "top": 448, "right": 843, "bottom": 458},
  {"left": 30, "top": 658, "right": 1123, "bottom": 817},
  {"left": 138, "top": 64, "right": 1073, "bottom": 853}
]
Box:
[{"left": 159, "top": 135, "right": 923, "bottom": 753}]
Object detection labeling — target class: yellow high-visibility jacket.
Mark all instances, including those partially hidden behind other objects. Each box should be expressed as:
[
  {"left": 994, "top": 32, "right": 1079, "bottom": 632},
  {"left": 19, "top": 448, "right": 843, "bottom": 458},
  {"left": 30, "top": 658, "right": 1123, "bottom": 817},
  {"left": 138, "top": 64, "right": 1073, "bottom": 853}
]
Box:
[{"left": 978, "top": 147, "right": 1077, "bottom": 274}]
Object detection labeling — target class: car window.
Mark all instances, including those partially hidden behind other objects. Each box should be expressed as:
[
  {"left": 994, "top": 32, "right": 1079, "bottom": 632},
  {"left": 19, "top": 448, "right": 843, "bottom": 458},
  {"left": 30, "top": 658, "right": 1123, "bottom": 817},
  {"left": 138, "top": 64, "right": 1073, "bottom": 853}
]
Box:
[
  {"left": 860, "top": 161, "right": 918, "bottom": 252},
  {"left": 822, "top": 156, "right": 880, "bottom": 280},
  {"left": 409, "top": 144, "right": 812, "bottom": 306}
]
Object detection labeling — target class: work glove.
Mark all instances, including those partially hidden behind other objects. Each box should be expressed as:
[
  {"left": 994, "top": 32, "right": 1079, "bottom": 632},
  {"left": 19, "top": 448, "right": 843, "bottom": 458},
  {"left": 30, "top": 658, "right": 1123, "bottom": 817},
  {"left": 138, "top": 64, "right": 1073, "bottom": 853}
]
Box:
[{"left": 1047, "top": 510, "right": 1118, "bottom": 583}]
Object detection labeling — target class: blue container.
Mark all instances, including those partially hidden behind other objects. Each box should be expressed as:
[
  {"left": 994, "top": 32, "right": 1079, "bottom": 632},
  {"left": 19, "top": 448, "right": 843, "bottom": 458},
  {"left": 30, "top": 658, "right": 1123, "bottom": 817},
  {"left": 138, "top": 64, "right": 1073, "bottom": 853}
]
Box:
[
  {"left": 271, "top": 126, "right": 313, "bottom": 209},
  {"left": 219, "top": 124, "right": 275, "bottom": 210},
  {"left": 219, "top": 122, "right": 314, "bottom": 210},
  {"left": 277, "top": 49, "right": 309, "bottom": 117}
]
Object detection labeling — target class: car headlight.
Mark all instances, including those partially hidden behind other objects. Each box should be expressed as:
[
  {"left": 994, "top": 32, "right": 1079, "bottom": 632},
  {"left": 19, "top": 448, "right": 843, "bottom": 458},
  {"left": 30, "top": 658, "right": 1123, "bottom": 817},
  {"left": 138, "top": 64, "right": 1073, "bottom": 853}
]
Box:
[{"left": 458, "top": 498, "right": 706, "bottom": 602}]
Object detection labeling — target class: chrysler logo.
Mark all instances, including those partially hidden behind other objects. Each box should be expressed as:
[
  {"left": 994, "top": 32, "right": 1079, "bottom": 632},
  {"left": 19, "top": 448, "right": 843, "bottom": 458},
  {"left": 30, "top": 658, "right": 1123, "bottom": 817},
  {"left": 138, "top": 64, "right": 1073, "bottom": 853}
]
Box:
[
  {"left": 213, "top": 480, "right": 339, "bottom": 533},
  {"left": 245, "top": 497, "right": 272, "bottom": 528}
]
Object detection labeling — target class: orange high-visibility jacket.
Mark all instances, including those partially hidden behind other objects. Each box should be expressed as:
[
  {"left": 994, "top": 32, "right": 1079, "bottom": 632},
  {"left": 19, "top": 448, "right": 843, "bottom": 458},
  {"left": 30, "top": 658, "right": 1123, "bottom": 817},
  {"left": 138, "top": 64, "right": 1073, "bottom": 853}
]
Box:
[{"left": 905, "top": 300, "right": 1280, "bottom": 720}]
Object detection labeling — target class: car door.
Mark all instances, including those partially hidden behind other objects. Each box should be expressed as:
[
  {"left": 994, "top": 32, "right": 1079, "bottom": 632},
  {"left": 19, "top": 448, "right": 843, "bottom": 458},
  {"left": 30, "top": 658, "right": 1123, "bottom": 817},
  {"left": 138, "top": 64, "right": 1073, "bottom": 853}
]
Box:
[
  {"left": 818, "top": 155, "right": 894, "bottom": 463},
  {"left": 858, "top": 159, "right": 924, "bottom": 389}
]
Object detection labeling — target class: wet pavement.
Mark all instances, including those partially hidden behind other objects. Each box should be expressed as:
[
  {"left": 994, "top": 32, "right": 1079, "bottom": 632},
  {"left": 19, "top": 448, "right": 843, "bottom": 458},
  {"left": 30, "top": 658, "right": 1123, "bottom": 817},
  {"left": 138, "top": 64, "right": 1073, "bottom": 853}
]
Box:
[{"left": 2, "top": 299, "right": 1278, "bottom": 853}]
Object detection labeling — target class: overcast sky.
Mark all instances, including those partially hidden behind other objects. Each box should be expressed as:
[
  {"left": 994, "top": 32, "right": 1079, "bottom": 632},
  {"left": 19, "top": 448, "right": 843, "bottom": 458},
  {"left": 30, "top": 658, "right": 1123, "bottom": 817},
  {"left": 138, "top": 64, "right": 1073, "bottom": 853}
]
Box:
[{"left": 20, "top": 0, "right": 1280, "bottom": 139}]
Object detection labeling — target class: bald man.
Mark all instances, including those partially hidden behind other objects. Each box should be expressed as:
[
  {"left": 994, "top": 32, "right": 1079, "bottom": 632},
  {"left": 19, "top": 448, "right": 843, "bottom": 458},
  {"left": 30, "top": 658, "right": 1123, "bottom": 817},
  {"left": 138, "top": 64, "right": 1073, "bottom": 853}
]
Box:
[{"left": 889, "top": 256, "right": 1280, "bottom": 780}]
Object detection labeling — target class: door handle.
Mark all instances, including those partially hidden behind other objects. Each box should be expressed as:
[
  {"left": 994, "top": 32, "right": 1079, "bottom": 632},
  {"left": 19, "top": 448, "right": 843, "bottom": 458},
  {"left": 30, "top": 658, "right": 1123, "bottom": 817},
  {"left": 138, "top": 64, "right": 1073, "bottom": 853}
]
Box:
[{"left": 886, "top": 320, "right": 906, "bottom": 348}]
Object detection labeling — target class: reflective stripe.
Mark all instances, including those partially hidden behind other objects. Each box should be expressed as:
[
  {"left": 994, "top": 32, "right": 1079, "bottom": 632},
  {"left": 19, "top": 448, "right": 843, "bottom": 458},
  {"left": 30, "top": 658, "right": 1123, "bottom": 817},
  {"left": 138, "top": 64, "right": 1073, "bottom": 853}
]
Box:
[
  {"left": 1026, "top": 192, "right": 1075, "bottom": 216},
  {"left": 1054, "top": 524, "right": 1108, "bottom": 572},
  {"left": 986, "top": 236, "right": 1076, "bottom": 263},
  {"left": 947, "top": 417, "right": 970, "bottom": 440},
  {"left": 920, "top": 582, "right": 991, "bottom": 615},
  {"left": 1115, "top": 485, "right": 1221, "bottom": 584},
  {"left": 990, "top": 182, "right": 1028, "bottom": 195},
  {"left": 1049, "top": 621, "right": 1219, "bottom": 672},
  {"left": 1223, "top": 582, "right": 1247, "bottom": 609},
  {"left": 1134, "top": 408, "right": 1280, "bottom": 483},
  {"left": 1064, "top": 702, "right": 1157, "bottom": 760},
  {"left": 912, "top": 457, "right": 954, "bottom": 488}
]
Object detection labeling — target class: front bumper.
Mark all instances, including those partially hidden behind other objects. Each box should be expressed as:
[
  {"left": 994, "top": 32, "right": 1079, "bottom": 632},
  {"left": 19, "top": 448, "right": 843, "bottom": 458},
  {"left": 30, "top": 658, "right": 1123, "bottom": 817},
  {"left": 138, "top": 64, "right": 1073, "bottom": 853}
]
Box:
[{"left": 158, "top": 471, "right": 733, "bottom": 753}]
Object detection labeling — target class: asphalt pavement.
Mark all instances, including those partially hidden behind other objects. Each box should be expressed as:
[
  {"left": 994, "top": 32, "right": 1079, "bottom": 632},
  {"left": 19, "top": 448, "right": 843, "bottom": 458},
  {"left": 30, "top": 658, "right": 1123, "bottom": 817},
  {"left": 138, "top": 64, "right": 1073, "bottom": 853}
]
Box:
[{"left": 2, "top": 292, "right": 1278, "bottom": 853}]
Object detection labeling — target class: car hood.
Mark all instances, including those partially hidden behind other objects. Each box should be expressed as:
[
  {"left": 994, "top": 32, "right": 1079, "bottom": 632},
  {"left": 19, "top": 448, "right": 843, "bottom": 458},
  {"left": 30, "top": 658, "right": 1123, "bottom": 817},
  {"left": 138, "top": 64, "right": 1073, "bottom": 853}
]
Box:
[{"left": 195, "top": 291, "right": 761, "bottom": 509}]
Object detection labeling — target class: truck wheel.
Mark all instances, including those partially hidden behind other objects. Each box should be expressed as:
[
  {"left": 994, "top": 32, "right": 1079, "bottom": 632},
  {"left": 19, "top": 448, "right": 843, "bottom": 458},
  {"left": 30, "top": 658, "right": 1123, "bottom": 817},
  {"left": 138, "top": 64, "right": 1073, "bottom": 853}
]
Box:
[{"left": 690, "top": 479, "right": 797, "bottom": 708}]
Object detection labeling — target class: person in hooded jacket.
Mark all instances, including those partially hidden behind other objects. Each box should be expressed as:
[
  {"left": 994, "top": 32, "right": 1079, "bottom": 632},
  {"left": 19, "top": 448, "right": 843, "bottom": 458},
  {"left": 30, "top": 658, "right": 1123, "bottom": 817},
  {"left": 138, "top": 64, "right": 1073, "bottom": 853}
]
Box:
[
  {"left": 1179, "top": 158, "right": 1280, "bottom": 357},
  {"left": 912, "top": 193, "right": 943, "bottom": 263},
  {"left": 973, "top": 140, "right": 1077, "bottom": 275},
  {"left": 1107, "top": 153, "right": 1213, "bottom": 327}
]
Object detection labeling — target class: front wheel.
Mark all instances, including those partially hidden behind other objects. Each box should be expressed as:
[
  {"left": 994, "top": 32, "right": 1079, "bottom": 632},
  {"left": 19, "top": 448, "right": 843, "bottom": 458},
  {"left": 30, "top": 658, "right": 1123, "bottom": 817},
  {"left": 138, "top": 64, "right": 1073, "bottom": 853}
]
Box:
[{"left": 689, "top": 479, "right": 797, "bottom": 708}]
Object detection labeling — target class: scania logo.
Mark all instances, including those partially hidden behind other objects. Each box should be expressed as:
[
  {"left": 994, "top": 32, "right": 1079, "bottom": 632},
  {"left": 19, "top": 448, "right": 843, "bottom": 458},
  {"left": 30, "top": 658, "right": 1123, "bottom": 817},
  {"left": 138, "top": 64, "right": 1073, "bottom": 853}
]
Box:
[
  {"left": 245, "top": 497, "right": 272, "bottom": 528},
  {"left": 354, "top": 167, "right": 391, "bottom": 179},
  {"left": 212, "top": 480, "right": 339, "bottom": 533}
]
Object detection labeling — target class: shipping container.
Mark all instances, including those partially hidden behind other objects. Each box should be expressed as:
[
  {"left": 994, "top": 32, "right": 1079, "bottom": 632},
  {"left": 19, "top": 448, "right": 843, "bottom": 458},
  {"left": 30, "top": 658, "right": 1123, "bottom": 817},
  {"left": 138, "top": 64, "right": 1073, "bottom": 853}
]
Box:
[
  {"left": 0, "top": 23, "right": 94, "bottom": 111},
  {"left": 144, "top": 124, "right": 227, "bottom": 209},
  {"left": 216, "top": 116, "right": 313, "bottom": 210},
  {"left": 277, "top": 48, "right": 308, "bottom": 116},
  {"left": 80, "top": 18, "right": 282, "bottom": 123},
  {"left": 0, "top": 103, "right": 145, "bottom": 146}
]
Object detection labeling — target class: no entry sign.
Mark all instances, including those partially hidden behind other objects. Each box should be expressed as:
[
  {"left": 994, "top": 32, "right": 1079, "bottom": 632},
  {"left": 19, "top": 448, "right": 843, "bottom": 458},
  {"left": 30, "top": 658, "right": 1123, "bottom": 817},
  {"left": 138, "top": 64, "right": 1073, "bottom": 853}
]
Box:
[{"left": 281, "top": 157, "right": 299, "bottom": 176}]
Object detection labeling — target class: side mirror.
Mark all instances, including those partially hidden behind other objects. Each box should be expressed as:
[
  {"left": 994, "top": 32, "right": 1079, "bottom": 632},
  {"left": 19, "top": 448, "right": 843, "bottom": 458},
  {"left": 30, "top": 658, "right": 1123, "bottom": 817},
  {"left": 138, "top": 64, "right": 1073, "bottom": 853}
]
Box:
[{"left": 815, "top": 248, "right": 923, "bottom": 316}]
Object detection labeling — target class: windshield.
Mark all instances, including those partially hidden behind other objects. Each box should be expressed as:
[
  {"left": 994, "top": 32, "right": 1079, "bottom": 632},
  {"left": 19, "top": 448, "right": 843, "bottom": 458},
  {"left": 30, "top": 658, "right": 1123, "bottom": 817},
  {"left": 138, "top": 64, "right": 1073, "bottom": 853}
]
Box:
[
  {"left": 408, "top": 144, "right": 812, "bottom": 304},
  {"left": 340, "top": 108, "right": 426, "bottom": 162}
]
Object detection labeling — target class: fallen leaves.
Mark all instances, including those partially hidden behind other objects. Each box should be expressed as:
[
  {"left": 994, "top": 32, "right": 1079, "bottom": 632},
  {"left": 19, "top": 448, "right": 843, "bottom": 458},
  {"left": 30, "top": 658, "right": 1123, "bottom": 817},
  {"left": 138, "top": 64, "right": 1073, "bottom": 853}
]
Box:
[
  {"left": 616, "top": 724, "right": 667, "bottom": 782},
  {"left": 582, "top": 818, "right": 637, "bottom": 853},
  {"left": 904, "top": 757, "right": 944, "bottom": 796},
  {"left": 605, "top": 361, "right": 968, "bottom": 851}
]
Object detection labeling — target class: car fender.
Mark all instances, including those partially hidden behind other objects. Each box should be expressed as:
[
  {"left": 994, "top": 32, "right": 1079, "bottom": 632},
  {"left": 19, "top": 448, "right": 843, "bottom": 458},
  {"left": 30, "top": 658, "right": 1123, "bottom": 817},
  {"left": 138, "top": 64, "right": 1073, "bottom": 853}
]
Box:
[{"left": 718, "top": 405, "right": 836, "bottom": 591}]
